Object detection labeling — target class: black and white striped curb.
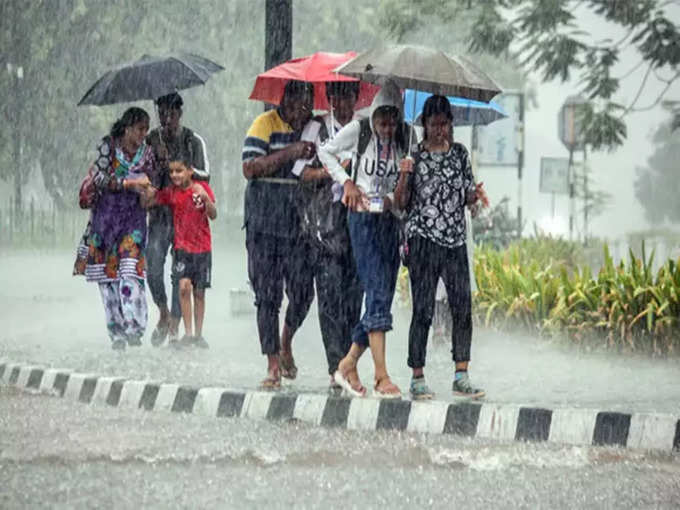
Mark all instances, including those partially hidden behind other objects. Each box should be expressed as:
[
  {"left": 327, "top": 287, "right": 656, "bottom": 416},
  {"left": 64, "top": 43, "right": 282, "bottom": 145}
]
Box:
[{"left": 2, "top": 360, "right": 679, "bottom": 452}]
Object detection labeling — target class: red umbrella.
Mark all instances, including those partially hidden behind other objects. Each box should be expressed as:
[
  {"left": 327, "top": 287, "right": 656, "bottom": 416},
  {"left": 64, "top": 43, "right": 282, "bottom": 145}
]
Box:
[{"left": 248, "top": 51, "right": 380, "bottom": 110}]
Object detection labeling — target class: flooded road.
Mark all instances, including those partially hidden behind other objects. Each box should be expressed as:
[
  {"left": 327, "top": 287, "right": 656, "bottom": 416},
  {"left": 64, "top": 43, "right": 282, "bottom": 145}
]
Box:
[
  {"left": 0, "top": 247, "right": 679, "bottom": 413},
  {"left": 1, "top": 246, "right": 680, "bottom": 508},
  {"left": 1, "top": 386, "right": 678, "bottom": 509}
]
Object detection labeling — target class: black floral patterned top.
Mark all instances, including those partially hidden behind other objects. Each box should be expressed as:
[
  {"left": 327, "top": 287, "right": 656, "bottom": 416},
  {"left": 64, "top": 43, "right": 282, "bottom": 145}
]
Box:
[{"left": 405, "top": 142, "right": 476, "bottom": 249}]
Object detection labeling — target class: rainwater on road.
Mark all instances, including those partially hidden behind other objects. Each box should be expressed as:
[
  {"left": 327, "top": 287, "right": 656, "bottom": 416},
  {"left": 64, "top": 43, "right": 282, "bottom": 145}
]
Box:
[
  {"left": 1, "top": 243, "right": 680, "bottom": 507},
  {"left": 1, "top": 385, "right": 679, "bottom": 509},
  {"left": 1, "top": 244, "right": 678, "bottom": 413}
]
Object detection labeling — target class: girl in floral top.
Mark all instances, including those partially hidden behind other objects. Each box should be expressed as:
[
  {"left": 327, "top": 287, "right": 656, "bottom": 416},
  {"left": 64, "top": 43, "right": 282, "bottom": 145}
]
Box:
[
  {"left": 395, "top": 95, "right": 485, "bottom": 400},
  {"left": 85, "top": 107, "right": 156, "bottom": 350}
]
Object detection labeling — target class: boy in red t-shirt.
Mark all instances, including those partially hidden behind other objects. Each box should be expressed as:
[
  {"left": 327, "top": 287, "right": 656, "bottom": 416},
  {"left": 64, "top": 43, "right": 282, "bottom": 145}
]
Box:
[{"left": 148, "top": 160, "right": 217, "bottom": 348}]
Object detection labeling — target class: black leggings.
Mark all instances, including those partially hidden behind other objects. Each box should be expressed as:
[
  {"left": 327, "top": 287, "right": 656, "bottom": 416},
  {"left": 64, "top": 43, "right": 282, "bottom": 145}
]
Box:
[{"left": 407, "top": 235, "right": 472, "bottom": 368}]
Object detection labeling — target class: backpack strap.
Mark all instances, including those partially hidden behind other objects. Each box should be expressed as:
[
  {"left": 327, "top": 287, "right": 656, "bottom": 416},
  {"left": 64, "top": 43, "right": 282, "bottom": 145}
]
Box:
[
  {"left": 357, "top": 118, "right": 372, "bottom": 158},
  {"left": 353, "top": 118, "right": 373, "bottom": 183}
]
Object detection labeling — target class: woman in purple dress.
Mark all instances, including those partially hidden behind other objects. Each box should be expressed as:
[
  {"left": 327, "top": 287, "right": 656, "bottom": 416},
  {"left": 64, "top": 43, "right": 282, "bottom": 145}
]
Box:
[{"left": 85, "top": 107, "right": 156, "bottom": 350}]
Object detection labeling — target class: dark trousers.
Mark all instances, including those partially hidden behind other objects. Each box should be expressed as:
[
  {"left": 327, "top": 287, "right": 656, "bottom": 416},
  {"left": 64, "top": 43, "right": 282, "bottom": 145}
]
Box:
[
  {"left": 246, "top": 231, "right": 315, "bottom": 355},
  {"left": 146, "top": 208, "right": 181, "bottom": 319},
  {"left": 313, "top": 243, "right": 363, "bottom": 375},
  {"left": 407, "top": 235, "right": 472, "bottom": 367}
]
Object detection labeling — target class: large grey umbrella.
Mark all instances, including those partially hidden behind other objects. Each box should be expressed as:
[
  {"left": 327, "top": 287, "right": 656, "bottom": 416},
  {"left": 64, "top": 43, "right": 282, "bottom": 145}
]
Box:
[
  {"left": 335, "top": 45, "right": 501, "bottom": 103},
  {"left": 78, "top": 53, "right": 224, "bottom": 106}
]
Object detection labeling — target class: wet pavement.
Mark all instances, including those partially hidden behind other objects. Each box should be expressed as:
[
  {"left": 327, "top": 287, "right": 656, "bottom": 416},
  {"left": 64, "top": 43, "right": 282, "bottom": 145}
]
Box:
[
  {"left": 1, "top": 247, "right": 679, "bottom": 414},
  {"left": 1, "top": 386, "right": 679, "bottom": 509},
  {"left": 2, "top": 246, "right": 680, "bottom": 508}
]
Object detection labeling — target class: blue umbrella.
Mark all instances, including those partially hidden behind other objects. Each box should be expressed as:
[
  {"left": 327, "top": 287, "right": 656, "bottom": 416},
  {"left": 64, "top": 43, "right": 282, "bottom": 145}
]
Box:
[{"left": 403, "top": 89, "right": 507, "bottom": 126}]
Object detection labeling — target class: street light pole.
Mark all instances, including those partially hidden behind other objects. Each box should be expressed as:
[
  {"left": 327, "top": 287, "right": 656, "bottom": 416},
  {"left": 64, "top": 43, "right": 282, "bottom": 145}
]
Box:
[
  {"left": 516, "top": 93, "right": 525, "bottom": 238},
  {"left": 568, "top": 146, "right": 574, "bottom": 241},
  {"left": 583, "top": 145, "right": 588, "bottom": 246},
  {"left": 559, "top": 95, "right": 586, "bottom": 242},
  {"left": 7, "top": 62, "right": 24, "bottom": 224}
]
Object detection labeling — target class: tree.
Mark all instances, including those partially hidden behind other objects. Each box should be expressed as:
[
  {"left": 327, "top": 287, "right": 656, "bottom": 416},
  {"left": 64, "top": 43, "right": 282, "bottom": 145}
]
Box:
[
  {"left": 634, "top": 116, "right": 680, "bottom": 223},
  {"left": 0, "top": 0, "right": 265, "bottom": 212},
  {"left": 379, "top": 0, "right": 680, "bottom": 151},
  {"left": 0, "top": 0, "right": 527, "bottom": 217}
]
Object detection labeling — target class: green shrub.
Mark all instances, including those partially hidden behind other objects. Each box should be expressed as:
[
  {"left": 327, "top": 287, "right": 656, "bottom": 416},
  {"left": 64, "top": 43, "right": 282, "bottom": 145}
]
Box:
[{"left": 474, "top": 240, "right": 680, "bottom": 355}]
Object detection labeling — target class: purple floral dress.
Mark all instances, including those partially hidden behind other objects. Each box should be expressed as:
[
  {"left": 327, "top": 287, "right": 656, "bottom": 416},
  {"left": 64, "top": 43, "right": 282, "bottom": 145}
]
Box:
[
  {"left": 85, "top": 138, "right": 155, "bottom": 283},
  {"left": 84, "top": 137, "right": 156, "bottom": 344}
]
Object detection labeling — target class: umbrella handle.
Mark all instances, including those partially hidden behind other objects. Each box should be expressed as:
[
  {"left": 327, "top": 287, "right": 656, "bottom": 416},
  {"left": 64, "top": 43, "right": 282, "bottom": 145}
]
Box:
[
  {"left": 154, "top": 102, "right": 165, "bottom": 147},
  {"left": 407, "top": 90, "right": 417, "bottom": 156}
]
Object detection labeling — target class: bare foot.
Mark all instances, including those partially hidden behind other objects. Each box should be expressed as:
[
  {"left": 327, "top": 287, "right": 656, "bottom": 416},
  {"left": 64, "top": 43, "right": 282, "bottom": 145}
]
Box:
[{"left": 279, "top": 350, "right": 297, "bottom": 380}]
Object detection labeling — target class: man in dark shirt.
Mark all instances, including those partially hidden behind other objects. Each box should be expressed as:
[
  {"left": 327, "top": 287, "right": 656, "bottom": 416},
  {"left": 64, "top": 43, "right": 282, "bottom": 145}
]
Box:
[
  {"left": 146, "top": 92, "right": 210, "bottom": 346},
  {"left": 242, "top": 80, "right": 316, "bottom": 389}
]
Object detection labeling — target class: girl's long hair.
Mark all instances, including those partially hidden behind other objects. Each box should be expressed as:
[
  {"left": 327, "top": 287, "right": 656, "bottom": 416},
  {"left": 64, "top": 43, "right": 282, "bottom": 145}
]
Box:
[{"left": 110, "top": 107, "right": 149, "bottom": 139}]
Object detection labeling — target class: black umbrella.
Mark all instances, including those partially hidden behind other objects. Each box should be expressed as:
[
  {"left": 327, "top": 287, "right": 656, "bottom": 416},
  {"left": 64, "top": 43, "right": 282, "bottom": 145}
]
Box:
[{"left": 78, "top": 53, "right": 224, "bottom": 106}]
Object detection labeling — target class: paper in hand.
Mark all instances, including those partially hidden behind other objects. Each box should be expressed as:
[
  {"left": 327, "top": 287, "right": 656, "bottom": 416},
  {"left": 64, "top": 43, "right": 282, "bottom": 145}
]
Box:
[{"left": 292, "top": 120, "right": 321, "bottom": 177}]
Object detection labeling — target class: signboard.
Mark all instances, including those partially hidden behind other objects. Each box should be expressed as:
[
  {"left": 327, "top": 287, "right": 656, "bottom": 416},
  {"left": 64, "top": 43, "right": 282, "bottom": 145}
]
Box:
[
  {"left": 475, "top": 93, "right": 521, "bottom": 167},
  {"left": 558, "top": 96, "right": 586, "bottom": 151},
  {"left": 540, "top": 157, "right": 569, "bottom": 194}
]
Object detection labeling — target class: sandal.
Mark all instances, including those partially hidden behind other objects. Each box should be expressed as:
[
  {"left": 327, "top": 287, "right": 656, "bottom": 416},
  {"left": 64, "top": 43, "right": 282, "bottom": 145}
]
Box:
[
  {"left": 279, "top": 351, "right": 298, "bottom": 380},
  {"left": 373, "top": 376, "right": 402, "bottom": 399},
  {"left": 347, "top": 368, "right": 367, "bottom": 397},
  {"left": 259, "top": 374, "right": 281, "bottom": 391},
  {"left": 333, "top": 370, "right": 367, "bottom": 398}
]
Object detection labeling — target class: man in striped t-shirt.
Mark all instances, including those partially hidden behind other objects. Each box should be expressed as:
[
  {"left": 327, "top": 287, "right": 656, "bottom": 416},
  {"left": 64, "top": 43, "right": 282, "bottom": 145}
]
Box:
[{"left": 242, "top": 80, "right": 317, "bottom": 389}]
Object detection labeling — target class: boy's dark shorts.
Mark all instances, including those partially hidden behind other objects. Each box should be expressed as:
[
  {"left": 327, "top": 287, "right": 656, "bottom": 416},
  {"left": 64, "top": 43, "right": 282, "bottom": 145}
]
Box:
[{"left": 172, "top": 250, "right": 212, "bottom": 289}]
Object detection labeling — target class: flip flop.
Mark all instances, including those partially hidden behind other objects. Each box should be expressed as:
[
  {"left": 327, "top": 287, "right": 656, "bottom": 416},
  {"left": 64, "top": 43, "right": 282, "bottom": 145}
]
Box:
[
  {"left": 373, "top": 377, "right": 402, "bottom": 399},
  {"left": 280, "top": 352, "right": 298, "bottom": 380},
  {"left": 333, "top": 370, "right": 366, "bottom": 398},
  {"left": 259, "top": 375, "right": 281, "bottom": 391}
]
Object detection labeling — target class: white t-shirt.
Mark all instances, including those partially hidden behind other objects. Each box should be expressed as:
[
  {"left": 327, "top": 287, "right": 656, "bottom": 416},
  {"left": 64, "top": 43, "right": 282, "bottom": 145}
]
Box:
[{"left": 293, "top": 114, "right": 356, "bottom": 202}]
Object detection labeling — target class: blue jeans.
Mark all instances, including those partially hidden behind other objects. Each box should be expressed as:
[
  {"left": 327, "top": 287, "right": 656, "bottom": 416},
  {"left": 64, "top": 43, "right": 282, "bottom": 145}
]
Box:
[{"left": 348, "top": 211, "right": 400, "bottom": 347}]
